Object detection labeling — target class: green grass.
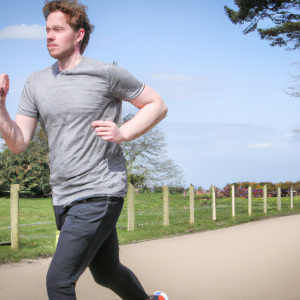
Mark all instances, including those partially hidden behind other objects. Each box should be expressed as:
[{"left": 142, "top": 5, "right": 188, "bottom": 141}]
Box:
[
  {"left": 1, "top": 194, "right": 300, "bottom": 263},
  {"left": 0, "top": 197, "right": 56, "bottom": 263}
]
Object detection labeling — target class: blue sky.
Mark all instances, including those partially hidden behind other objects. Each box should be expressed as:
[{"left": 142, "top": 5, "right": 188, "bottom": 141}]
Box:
[{"left": 1, "top": 0, "right": 300, "bottom": 189}]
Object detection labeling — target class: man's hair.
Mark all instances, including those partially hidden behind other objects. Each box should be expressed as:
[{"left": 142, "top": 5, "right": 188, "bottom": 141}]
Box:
[{"left": 43, "top": 0, "right": 94, "bottom": 54}]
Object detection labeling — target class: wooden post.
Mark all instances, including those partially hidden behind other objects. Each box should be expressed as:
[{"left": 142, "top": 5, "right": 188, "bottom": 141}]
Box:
[
  {"left": 163, "top": 185, "right": 169, "bottom": 226},
  {"left": 128, "top": 183, "right": 135, "bottom": 231},
  {"left": 10, "top": 184, "right": 20, "bottom": 250},
  {"left": 291, "top": 186, "right": 294, "bottom": 209},
  {"left": 190, "top": 185, "right": 194, "bottom": 224},
  {"left": 263, "top": 185, "right": 267, "bottom": 214},
  {"left": 212, "top": 185, "right": 217, "bottom": 221},
  {"left": 248, "top": 186, "right": 252, "bottom": 216},
  {"left": 277, "top": 187, "right": 281, "bottom": 211},
  {"left": 232, "top": 185, "right": 235, "bottom": 218}
]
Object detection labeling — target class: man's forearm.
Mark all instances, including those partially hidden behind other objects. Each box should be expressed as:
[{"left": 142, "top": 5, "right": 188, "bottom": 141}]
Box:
[
  {"left": 0, "top": 104, "right": 27, "bottom": 154},
  {"left": 119, "top": 100, "right": 167, "bottom": 142},
  {"left": 0, "top": 73, "right": 37, "bottom": 154},
  {"left": 92, "top": 84, "right": 167, "bottom": 144}
]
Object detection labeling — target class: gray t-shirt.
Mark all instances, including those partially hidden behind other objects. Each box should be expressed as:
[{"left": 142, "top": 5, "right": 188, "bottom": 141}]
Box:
[{"left": 18, "top": 57, "right": 144, "bottom": 207}]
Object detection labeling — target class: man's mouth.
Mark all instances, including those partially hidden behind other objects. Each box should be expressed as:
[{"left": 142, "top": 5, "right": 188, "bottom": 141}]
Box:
[{"left": 48, "top": 44, "right": 57, "bottom": 47}]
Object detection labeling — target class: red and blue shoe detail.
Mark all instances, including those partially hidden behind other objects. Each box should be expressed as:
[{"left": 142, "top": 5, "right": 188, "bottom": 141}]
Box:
[{"left": 153, "top": 291, "right": 169, "bottom": 300}]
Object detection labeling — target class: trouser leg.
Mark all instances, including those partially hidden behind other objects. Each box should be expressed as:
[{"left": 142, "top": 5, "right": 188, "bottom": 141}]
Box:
[
  {"left": 46, "top": 198, "right": 124, "bottom": 300},
  {"left": 89, "top": 227, "right": 149, "bottom": 300}
]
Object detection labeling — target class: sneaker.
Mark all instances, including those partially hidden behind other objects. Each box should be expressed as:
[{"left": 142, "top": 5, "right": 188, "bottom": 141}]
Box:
[{"left": 149, "top": 291, "right": 169, "bottom": 300}]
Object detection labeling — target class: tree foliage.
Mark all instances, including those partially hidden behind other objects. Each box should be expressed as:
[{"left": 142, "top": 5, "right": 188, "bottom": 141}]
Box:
[
  {"left": 284, "top": 62, "right": 300, "bottom": 100},
  {"left": 122, "top": 114, "right": 185, "bottom": 188},
  {"left": 225, "top": 1, "right": 300, "bottom": 50},
  {"left": 0, "top": 123, "right": 51, "bottom": 197}
]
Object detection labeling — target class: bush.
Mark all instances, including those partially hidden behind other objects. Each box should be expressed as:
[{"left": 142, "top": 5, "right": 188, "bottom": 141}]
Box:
[
  {"left": 169, "top": 186, "right": 185, "bottom": 194},
  {"left": 154, "top": 186, "right": 162, "bottom": 193},
  {"left": 0, "top": 124, "right": 51, "bottom": 198},
  {"left": 140, "top": 185, "right": 151, "bottom": 194}
]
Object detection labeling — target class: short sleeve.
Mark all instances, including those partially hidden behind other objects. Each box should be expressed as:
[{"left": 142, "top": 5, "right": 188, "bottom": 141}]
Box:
[
  {"left": 17, "top": 75, "right": 39, "bottom": 118},
  {"left": 107, "top": 65, "right": 145, "bottom": 101}
]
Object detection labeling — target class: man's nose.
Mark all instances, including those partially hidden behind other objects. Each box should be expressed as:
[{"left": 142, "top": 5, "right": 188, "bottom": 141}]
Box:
[{"left": 47, "top": 31, "right": 55, "bottom": 41}]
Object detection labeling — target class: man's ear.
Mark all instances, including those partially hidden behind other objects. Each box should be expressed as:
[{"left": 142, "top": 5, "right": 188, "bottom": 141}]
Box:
[{"left": 77, "top": 28, "right": 85, "bottom": 43}]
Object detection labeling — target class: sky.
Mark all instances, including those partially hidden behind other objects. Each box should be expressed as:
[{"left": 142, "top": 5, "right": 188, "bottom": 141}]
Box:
[{"left": 1, "top": 0, "right": 300, "bottom": 190}]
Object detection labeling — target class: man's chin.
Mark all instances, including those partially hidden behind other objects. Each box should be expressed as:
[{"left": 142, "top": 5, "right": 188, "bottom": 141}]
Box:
[
  {"left": 48, "top": 53, "right": 60, "bottom": 60},
  {"left": 47, "top": 48, "right": 76, "bottom": 60},
  {"left": 47, "top": 49, "right": 64, "bottom": 60}
]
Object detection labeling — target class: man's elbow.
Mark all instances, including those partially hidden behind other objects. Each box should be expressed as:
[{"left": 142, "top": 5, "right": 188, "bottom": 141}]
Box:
[
  {"left": 161, "top": 101, "right": 168, "bottom": 119},
  {"left": 9, "top": 143, "right": 28, "bottom": 155},
  {"left": 11, "top": 148, "right": 24, "bottom": 155}
]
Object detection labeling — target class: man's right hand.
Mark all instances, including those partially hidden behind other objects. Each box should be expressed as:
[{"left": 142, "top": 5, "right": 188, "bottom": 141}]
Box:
[{"left": 0, "top": 73, "right": 9, "bottom": 102}]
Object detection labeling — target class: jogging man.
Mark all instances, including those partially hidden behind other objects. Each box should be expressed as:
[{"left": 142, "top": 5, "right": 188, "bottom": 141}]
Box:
[{"left": 0, "top": 1, "right": 168, "bottom": 299}]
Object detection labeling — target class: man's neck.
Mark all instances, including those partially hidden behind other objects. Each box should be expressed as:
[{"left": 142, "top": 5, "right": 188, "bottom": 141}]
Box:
[{"left": 58, "top": 51, "right": 82, "bottom": 71}]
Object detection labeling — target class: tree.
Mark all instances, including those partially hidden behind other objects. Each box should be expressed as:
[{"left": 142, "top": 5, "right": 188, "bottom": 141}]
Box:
[
  {"left": 197, "top": 185, "right": 203, "bottom": 192},
  {"left": 122, "top": 114, "right": 185, "bottom": 188},
  {"left": 225, "top": 1, "right": 300, "bottom": 50},
  {"left": 0, "top": 123, "right": 51, "bottom": 197}
]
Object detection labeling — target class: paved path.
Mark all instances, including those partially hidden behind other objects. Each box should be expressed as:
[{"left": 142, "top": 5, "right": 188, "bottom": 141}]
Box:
[{"left": 1, "top": 214, "right": 300, "bottom": 300}]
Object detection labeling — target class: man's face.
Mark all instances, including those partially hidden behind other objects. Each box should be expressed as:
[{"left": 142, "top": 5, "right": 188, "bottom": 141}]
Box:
[{"left": 46, "top": 11, "right": 79, "bottom": 60}]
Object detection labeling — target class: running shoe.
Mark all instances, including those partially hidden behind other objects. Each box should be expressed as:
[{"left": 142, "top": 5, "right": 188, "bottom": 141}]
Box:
[{"left": 148, "top": 291, "right": 169, "bottom": 300}]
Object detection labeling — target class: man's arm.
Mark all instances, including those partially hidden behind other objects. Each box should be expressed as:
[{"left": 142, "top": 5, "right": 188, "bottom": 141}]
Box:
[
  {"left": 91, "top": 84, "right": 167, "bottom": 143},
  {"left": 0, "top": 74, "right": 38, "bottom": 154}
]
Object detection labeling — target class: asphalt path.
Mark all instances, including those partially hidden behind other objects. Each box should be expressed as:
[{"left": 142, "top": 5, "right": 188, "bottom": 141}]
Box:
[{"left": 0, "top": 214, "right": 300, "bottom": 300}]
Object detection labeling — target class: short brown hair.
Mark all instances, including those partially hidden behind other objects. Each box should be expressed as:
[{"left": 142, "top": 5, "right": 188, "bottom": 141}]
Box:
[{"left": 43, "top": 0, "right": 94, "bottom": 54}]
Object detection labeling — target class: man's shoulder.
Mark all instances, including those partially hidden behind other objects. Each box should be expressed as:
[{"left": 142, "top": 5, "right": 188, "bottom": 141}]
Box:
[
  {"left": 77, "top": 57, "right": 115, "bottom": 81},
  {"left": 27, "top": 64, "right": 54, "bottom": 82},
  {"left": 81, "top": 57, "right": 112, "bottom": 70}
]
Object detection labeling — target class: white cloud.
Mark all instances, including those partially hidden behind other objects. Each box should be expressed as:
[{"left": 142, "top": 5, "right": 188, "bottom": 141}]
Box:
[
  {"left": 285, "top": 134, "right": 293, "bottom": 137},
  {"left": 0, "top": 24, "right": 46, "bottom": 40},
  {"left": 245, "top": 143, "right": 272, "bottom": 148},
  {"left": 151, "top": 72, "right": 208, "bottom": 83}
]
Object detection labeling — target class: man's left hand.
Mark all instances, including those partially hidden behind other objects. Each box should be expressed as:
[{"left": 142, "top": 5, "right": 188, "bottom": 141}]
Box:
[{"left": 91, "top": 120, "right": 124, "bottom": 144}]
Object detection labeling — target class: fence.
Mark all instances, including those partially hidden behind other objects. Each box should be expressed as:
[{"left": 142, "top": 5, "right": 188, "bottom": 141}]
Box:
[
  {"left": 0, "top": 187, "right": 55, "bottom": 249},
  {"left": 122, "top": 184, "right": 299, "bottom": 232},
  {"left": 1, "top": 183, "right": 300, "bottom": 250}
]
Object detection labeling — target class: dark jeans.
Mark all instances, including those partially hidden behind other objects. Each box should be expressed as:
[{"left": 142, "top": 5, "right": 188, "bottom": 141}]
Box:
[{"left": 47, "top": 197, "right": 149, "bottom": 300}]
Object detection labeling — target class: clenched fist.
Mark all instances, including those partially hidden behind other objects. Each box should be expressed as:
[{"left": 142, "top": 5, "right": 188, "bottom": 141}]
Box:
[
  {"left": 91, "top": 120, "right": 125, "bottom": 144},
  {"left": 0, "top": 73, "right": 9, "bottom": 100}
]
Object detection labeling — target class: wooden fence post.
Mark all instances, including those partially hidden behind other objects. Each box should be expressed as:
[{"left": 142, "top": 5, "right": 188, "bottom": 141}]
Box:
[
  {"left": 212, "top": 185, "right": 217, "bottom": 221},
  {"left": 163, "top": 185, "right": 169, "bottom": 226},
  {"left": 277, "top": 187, "right": 281, "bottom": 211},
  {"left": 248, "top": 186, "right": 252, "bottom": 216},
  {"left": 128, "top": 183, "right": 135, "bottom": 231},
  {"left": 263, "top": 185, "right": 267, "bottom": 214},
  {"left": 232, "top": 185, "right": 235, "bottom": 218},
  {"left": 190, "top": 185, "right": 194, "bottom": 224},
  {"left": 291, "top": 186, "right": 294, "bottom": 209},
  {"left": 10, "top": 184, "right": 20, "bottom": 250}
]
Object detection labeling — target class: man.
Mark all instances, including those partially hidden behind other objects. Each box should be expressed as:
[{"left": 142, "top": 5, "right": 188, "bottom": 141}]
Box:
[{"left": 0, "top": 1, "right": 169, "bottom": 299}]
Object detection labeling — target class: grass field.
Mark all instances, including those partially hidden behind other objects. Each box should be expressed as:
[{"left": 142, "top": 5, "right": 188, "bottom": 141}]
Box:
[{"left": 1, "top": 193, "right": 300, "bottom": 263}]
